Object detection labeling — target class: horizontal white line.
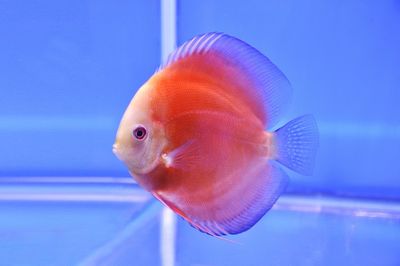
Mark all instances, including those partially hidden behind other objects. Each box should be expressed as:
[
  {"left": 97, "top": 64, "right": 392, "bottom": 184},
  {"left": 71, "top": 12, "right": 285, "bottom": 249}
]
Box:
[
  {"left": 0, "top": 193, "right": 150, "bottom": 202},
  {"left": 0, "top": 177, "right": 149, "bottom": 202},
  {"left": 0, "top": 176, "right": 135, "bottom": 184},
  {"left": 274, "top": 195, "right": 400, "bottom": 219}
]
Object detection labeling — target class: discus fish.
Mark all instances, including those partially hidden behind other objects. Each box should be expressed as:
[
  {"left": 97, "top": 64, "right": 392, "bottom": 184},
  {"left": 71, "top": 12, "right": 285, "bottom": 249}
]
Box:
[{"left": 113, "top": 33, "right": 318, "bottom": 236}]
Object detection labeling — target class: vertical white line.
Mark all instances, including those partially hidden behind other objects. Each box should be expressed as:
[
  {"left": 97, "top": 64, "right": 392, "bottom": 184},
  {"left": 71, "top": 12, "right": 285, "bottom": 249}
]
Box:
[
  {"left": 160, "top": 1, "right": 177, "bottom": 266},
  {"left": 161, "top": 0, "right": 177, "bottom": 63},
  {"left": 161, "top": 207, "right": 177, "bottom": 266}
]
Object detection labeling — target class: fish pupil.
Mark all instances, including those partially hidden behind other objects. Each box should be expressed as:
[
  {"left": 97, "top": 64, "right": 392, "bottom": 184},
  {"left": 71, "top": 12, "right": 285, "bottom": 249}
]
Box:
[{"left": 133, "top": 126, "right": 146, "bottom": 140}]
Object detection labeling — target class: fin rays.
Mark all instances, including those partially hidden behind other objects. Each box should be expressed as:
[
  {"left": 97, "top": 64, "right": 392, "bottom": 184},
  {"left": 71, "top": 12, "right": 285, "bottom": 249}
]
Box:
[{"left": 158, "top": 32, "right": 292, "bottom": 128}]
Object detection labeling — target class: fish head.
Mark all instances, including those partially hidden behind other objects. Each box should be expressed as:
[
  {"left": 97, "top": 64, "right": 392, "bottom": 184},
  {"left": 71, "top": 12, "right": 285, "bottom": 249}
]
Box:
[{"left": 113, "top": 82, "right": 166, "bottom": 177}]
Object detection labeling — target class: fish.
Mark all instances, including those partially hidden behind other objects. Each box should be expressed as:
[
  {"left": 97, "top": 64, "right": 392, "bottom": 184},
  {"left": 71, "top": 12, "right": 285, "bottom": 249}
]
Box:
[{"left": 113, "top": 32, "right": 319, "bottom": 236}]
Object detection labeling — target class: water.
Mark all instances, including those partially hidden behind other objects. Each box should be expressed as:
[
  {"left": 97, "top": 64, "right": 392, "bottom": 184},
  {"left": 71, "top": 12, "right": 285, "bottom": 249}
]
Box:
[
  {"left": 1, "top": 0, "right": 399, "bottom": 265},
  {"left": 0, "top": 179, "right": 156, "bottom": 266},
  {"left": 0, "top": 179, "right": 398, "bottom": 266}
]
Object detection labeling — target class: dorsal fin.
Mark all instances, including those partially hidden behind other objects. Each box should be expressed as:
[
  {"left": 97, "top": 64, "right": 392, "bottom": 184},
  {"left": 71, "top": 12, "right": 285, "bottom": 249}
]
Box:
[{"left": 158, "top": 32, "right": 292, "bottom": 128}]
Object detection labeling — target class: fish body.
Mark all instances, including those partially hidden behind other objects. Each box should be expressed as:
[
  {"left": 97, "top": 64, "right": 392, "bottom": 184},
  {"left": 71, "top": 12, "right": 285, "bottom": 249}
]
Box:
[{"left": 113, "top": 33, "right": 318, "bottom": 236}]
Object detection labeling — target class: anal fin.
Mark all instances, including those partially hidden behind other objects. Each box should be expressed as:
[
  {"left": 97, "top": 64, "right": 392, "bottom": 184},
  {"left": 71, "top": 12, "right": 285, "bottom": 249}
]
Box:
[{"left": 169, "top": 160, "right": 289, "bottom": 236}]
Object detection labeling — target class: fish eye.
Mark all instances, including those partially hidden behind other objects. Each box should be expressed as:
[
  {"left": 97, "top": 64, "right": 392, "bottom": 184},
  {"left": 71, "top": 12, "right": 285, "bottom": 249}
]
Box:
[{"left": 133, "top": 125, "right": 147, "bottom": 140}]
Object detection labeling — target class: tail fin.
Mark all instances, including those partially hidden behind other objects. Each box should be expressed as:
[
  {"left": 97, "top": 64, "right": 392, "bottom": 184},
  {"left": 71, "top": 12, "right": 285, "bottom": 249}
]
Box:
[{"left": 274, "top": 115, "right": 319, "bottom": 175}]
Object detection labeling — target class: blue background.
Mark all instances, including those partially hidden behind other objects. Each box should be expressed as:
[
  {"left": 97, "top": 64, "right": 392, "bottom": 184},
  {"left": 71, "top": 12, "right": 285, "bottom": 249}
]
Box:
[
  {"left": 0, "top": 0, "right": 160, "bottom": 177},
  {"left": 0, "top": 1, "right": 399, "bottom": 266},
  {"left": 1, "top": 0, "right": 400, "bottom": 200}
]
